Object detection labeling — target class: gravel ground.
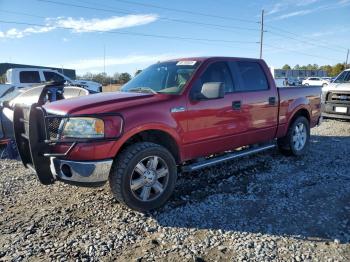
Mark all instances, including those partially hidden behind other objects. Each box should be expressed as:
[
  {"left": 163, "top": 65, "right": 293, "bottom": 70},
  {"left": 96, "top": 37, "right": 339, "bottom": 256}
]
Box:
[{"left": 0, "top": 119, "right": 349, "bottom": 262}]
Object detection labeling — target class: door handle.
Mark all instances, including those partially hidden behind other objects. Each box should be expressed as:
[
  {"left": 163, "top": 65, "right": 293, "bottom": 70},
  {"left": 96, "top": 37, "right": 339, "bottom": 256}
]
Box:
[
  {"left": 268, "top": 97, "right": 276, "bottom": 105},
  {"left": 232, "top": 100, "right": 241, "bottom": 110}
]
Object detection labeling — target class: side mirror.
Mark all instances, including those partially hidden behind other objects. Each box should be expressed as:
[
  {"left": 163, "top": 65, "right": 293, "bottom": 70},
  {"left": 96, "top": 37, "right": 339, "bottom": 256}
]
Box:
[{"left": 200, "top": 82, "right": 225, "bottom": 100}]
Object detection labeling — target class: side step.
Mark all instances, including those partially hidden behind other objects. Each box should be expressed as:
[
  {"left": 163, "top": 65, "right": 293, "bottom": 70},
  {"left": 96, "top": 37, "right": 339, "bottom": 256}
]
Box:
[{"left": 182, "top": 143, "right": 276, "bottom": 172}]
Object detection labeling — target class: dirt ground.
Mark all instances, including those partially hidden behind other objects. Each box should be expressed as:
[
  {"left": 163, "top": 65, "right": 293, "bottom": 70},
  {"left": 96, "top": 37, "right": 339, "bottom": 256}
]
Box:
[{"left": 0, "top": 119, "right": 349, "bottom": 261}]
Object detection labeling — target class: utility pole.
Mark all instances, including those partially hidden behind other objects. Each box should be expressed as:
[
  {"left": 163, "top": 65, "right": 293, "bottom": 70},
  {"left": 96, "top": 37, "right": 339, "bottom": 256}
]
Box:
[
  {"left": 103, "top": 45, "right": 106, "bottom": 75},
  {"left": 259, "top": 9, "right": 264, "bottom": 59},
  {"left": 345, "top": 49, "right": 349, "bottom": 69}
]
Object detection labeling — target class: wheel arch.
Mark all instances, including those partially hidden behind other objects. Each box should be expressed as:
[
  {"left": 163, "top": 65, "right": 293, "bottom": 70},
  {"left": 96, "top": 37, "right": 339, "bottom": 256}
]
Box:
[
  {"left": 114, "top": 126, "right": 182, "bottom": 164},
  {"left": 289, "top": 107, "right": 311, "bottom": 127}
]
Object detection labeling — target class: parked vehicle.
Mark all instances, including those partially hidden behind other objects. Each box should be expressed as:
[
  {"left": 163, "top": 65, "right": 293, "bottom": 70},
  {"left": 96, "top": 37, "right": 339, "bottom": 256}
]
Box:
[
  {"left": 13, "top": 57, "right": 322, "bottom": 211},
  {"left": 321, "top": 69, "right": 350, "bottom": 119},
  {"left": 0, "top": 82, "right": 90, "bottom": 141},
  {"left": 322, "top": 77, "right": 333, "bottom": 82},
  {"left": 285, "top": 77, "right": 301, "bottom": 86},
  {"left": 302, "top": 77, "right": 329, "bottom": 87},
  {"left": 0, "top": 68, "right": 102, "bottom": 94}
]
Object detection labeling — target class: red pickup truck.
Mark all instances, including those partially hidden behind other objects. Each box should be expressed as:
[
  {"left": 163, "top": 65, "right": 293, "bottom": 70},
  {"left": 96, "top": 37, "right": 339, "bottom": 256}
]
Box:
[{"left": 14, "top": 57, "right": 322, "bottom": 211}]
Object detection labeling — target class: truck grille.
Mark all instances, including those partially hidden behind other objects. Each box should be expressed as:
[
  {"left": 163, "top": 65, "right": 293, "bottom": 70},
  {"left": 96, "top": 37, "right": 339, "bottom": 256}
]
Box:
[
  {"left": 46, "top": 117, "right": 63, "bottom": 141},
  {"left": 326, "top": 92, "right": 350, "bottom": 104}
]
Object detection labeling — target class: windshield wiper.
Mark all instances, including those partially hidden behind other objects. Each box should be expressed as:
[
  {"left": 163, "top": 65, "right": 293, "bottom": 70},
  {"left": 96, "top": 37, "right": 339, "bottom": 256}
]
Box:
[{"left": 127, "top": 87, "right": 158, "bottom": 94}]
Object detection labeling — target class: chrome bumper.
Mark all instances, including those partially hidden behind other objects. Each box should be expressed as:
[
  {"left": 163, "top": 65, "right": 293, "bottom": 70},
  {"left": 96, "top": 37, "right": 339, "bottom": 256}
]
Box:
[{"left": 50, "top": 158, "right": 113, "bottom": 185}]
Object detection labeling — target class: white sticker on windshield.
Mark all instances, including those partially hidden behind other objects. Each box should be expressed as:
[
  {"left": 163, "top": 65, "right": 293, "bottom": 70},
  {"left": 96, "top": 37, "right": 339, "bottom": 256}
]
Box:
[{"left": 176, "top": 61, "right": 197, "bottom": 66}]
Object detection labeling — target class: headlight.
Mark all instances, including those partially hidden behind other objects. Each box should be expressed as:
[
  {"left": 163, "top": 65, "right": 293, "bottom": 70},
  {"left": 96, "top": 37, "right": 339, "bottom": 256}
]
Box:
[{"left": 62, "top": 117, "right": 104, "bottom": 138}]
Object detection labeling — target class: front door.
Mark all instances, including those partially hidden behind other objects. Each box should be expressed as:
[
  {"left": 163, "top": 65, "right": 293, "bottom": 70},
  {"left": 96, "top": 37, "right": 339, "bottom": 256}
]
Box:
[{"left": 183, "top": 61, "right": 249, "bottom": 160}]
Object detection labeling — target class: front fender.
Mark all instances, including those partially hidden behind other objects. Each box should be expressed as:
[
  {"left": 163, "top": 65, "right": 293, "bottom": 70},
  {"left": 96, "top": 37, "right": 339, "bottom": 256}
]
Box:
[{"left": 109, "top": 123, "right": 183, "bottom": 161}]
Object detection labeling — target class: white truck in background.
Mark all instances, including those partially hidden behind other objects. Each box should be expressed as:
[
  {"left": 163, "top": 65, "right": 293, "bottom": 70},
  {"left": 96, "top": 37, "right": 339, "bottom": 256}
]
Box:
[
  {"left": 0, "top": 68, "right": 102, "bottom": 97},
  {"left": 321, "top": 69, "right": 350, "bottom": 119}
]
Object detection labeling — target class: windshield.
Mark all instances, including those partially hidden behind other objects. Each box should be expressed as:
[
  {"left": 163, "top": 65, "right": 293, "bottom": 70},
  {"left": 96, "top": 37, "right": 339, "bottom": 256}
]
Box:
[
  {"left": 333, "top": 71, "right": 350, "bottom": 83},
  {"left": 121, "top": 61, "right": 200, "bottom": 94}
]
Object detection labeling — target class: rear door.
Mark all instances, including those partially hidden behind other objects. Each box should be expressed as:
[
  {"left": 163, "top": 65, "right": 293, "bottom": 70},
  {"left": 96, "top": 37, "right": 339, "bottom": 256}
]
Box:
[{"left": 227, "top": 60, "right": 279, "bottom": 143}]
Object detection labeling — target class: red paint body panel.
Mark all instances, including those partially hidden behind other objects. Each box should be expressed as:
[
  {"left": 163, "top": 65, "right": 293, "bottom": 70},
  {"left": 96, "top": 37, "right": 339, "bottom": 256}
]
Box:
[{"left": 44, "top": 57, "right": 321, "bottom": 163}]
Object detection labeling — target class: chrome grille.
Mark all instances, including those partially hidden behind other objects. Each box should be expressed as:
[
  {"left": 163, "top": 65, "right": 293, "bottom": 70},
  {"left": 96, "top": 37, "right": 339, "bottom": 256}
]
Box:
[{"left": 327, "top": 92, "right": 350, "bottom": 104}]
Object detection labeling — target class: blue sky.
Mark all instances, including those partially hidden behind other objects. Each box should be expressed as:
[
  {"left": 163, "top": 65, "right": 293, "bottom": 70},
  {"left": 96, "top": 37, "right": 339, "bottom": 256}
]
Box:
[{"left": 0, "top": 0, "right": 349, "bottom": 76}]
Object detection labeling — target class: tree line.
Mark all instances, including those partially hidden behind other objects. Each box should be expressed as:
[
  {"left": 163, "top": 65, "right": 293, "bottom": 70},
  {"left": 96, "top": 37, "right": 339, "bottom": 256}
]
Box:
[
  {"left": 77, "top": 72, "right": 134, "bottom": 86},
  {"left": 281, "top": 63, "right": 348, "bottom": 77}
]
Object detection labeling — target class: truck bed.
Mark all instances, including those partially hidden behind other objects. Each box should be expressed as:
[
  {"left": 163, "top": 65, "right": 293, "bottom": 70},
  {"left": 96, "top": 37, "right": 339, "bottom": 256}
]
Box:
[{"left": 278, "top": 86, "right": 321, "bottom": 129}]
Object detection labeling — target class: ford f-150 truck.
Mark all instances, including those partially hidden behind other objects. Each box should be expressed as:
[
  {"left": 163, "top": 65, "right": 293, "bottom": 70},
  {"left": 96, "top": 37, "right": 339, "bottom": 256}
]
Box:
[{"left": 13, "top": 57, "right": 322, "bottom": 211}]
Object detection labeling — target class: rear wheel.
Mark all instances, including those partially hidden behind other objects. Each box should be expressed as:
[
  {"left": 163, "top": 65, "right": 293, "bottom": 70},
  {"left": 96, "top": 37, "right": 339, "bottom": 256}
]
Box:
[
  {"left": 109, "top": 142, "right": 177, "bottom": 212},
  {"left": 277, "top": 116, "right": 310, "bottom": 156}
]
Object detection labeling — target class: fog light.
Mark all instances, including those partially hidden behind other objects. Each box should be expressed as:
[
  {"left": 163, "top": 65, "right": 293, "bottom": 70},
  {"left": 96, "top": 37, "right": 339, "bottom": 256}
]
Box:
[{"left": 61, "top": 164, "right": 72, "bottom": 177}]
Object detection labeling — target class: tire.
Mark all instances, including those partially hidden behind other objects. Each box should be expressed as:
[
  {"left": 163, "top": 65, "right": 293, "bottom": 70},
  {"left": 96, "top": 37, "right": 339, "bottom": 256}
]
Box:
[
  {"left": 277, "top": 116, "right": 310, "bottom": 156},
  {"left": 109, "top": 142, "right": 177, "bottom": 212}
]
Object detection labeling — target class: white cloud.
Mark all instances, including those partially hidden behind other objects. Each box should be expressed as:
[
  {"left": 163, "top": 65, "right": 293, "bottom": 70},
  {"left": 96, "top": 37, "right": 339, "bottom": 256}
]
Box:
[
  {"left": 53, "top": 15, "right": 158, "bottom": 33},
  {"left": 266, "top": 0, "right": 320, "bottom": 16},
  {"left": 62, "top": 54, "right": 195, "bottom": 71},
  {"left": 0, "top": 14, "right": 158, "bottom": 39},
  {"left": 270, "top": 0, "right": 350, "bottom": 21},
  {"left": 0, "top": 26, "right": 55, "bottom": 39},
  {"left": 296, "top": 0, "right": 319, "bottom": 6},
  {"left": 274, "top": 9, "right": 313, "bottom": 20}
]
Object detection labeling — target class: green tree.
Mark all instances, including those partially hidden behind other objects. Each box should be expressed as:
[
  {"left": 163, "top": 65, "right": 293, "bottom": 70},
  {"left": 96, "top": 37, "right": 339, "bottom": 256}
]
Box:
[
  {"left": 319, "top": 65, "right": 333, "bottom": 76},
  {"left": 331, "top": 63, "right": 345, "bottom": 77},
  {"left": 293, "top": 64, "right": 300, "bottom": 70},
  {"left": 118, "top": 72, "right": 131, "bottom": 84},
  {"left": 134, "top": 69, "right": 142, "bottom": 76},
  {"left": 113, "top": 72, "right": 120, "bottom": 82},
  {"left": 0, "top": 74, "right": 6, "bottom": 84}
]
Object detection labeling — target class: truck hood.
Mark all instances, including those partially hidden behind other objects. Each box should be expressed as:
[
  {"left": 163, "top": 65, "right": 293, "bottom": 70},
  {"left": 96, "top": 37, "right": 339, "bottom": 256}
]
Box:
[
  {"left": 43, "top": 91, "right": 156, "bottom": 115},
  {"left": 323, "top": 82, "right": 350, "bottom": 92}
]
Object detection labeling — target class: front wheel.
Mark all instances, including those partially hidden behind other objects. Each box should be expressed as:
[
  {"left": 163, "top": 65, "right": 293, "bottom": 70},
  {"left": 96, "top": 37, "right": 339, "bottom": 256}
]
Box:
[
  {"left": 277, "top": 116, "right": 310, "bottom": 156},
  {"left": 109, "top": 142, "right": 177, "bottom": 212}
]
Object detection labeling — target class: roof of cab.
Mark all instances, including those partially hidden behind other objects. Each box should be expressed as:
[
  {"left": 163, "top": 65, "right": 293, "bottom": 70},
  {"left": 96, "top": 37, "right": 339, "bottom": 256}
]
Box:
[{"left": 162, "top": 56, "right": 263, "bottom": 63}]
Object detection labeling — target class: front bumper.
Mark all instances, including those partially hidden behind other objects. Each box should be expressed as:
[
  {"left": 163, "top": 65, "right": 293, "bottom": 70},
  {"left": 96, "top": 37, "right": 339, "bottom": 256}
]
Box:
[
  {"left": 13, "top": 103, "right": 118, "bottom": 186},
  {"left": 322, "top": 103, "right": 350, "bottom": 120},
  {"left": 50, "top": 158, "right": 113, "bottom": 186}
]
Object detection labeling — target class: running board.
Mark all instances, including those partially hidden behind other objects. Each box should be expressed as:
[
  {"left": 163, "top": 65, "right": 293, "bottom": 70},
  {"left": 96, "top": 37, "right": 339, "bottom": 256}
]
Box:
[{"left": 182, "top": 143, "right": 276, "bottom": 172}]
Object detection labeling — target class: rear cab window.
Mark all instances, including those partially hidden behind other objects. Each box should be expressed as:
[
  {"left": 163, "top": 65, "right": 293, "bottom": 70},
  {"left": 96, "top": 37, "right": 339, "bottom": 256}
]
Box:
[
  {"left": 229, "top": 61, "right": 269, "bottom": 92},
  {"left": 19, "top": 71, "right": 41, "bottom": 83}
]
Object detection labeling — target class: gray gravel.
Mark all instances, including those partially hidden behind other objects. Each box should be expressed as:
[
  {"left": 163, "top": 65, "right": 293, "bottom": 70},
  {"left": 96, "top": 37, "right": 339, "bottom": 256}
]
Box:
[{"left": 0, "top": 119, "right": 349, "bottom": 261}]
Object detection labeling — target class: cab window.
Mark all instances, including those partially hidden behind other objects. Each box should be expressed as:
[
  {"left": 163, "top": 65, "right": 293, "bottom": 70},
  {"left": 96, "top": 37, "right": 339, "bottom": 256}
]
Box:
[
  {"left": 191, "top": 62, "right": 234, "bottom": 98},
  {"left": 19, "top": 71, "right": 40, "bottom": 83},
  {"left": 44, "top": 71, "right": 65, "bottom": 82},
  {"left": 233, "top": 61, "right": 269, "bottom": 91}
]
